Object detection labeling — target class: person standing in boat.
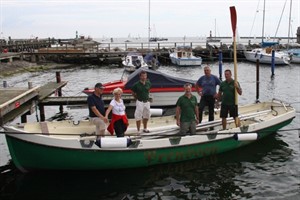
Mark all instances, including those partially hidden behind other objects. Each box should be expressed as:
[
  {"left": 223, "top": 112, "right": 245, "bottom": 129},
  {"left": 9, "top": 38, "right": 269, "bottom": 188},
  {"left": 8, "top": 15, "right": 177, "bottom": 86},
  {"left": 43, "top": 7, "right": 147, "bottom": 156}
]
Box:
[
  {"left": 176, "top": 83, "right": 199, "bottom": 135},
  {"left": 105, "top": 88, "right": 129, "bottom": 137},
  {"left": 196, "top": 66, "right": 221, "bottom": 123},
  {"left": 87, "top": 83, "right": 108, "bottom": 138},
  {"left": 217, "top": 69, "right": 242, "bottom": 130},
  {"left": 131, "top": 70, "right": 152, "bottom": 134}
]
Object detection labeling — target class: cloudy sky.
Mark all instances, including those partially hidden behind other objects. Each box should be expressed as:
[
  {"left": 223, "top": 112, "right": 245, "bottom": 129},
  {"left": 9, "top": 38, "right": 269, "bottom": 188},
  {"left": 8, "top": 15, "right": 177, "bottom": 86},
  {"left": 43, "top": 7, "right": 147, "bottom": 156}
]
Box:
[{"left": 0, "top": 0, "right": 299, "bottom": 39}]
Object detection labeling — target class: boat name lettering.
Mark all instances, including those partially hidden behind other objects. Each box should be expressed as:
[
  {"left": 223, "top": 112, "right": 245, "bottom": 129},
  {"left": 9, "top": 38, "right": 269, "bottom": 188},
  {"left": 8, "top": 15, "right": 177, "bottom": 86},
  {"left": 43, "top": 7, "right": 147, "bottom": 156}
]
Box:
[{"left": 144, "top": 146, "right": 218, "bottom": 164}]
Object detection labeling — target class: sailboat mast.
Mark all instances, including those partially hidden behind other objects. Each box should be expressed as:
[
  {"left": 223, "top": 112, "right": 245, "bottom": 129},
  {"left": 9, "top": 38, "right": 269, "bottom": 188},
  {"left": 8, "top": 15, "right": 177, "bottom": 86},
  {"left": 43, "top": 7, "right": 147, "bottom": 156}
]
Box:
[
  {"left": 215, "top": 18, "right": 217, "bottom": 40},
  {"left": 287, "top": 0, "right": 292, "bottom": 46},
  {"left": 262, "top": 0, "right": 266, "bottom": 43},
  {"left": 148, "top": 0, "right": 150, "bottom": 50}
]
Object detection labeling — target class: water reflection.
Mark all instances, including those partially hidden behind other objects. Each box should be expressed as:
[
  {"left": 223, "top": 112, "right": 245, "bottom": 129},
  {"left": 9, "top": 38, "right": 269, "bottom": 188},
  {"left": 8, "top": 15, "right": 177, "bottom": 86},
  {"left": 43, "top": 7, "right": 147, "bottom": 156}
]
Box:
[{"left": 0, "top": 134, "right": 292, "bottom": 200}]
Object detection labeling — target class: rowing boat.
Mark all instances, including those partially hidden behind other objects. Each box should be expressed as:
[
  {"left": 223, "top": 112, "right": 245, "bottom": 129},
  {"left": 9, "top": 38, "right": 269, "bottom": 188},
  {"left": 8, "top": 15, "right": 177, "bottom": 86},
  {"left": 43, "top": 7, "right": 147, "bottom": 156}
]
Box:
[{"left": 3, "top": 99, "right": 295, "bottom": 172}]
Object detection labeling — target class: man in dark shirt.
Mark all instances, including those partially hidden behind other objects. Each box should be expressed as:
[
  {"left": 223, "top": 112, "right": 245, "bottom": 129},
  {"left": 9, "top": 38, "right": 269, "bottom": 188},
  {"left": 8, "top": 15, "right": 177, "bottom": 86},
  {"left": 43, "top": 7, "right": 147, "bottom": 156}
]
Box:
[{"left": 87, "top": 83, "right": 108, "bottom": 137}]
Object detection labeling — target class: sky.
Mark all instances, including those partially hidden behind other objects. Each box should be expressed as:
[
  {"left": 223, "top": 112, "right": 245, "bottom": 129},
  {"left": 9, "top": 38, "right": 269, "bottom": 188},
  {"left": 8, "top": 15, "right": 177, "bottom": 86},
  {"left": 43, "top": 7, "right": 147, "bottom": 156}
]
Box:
[{"left": 0, "top": 0, "right": 299, "bottom": 39}]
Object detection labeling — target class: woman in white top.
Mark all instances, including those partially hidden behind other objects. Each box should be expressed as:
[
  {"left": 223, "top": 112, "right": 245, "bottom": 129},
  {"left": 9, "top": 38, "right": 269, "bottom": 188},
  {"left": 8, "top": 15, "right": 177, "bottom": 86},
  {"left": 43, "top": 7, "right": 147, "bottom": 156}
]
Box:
[{"left": 105, "top": 88, "right": 129, "bottom": 137}]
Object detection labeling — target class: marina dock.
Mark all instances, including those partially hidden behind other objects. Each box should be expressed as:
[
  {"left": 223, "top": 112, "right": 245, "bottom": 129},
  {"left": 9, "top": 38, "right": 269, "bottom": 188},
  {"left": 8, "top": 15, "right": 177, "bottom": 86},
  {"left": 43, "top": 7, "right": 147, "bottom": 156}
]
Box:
[
  {"left": 0, "top": 72, "right": 137, "bottom": 125},
  {"left": 0, "top": 80, "right": 67, "bottom": 126},
  {"left": 2, "top": 35, "right": 298, "bottom": 65}
]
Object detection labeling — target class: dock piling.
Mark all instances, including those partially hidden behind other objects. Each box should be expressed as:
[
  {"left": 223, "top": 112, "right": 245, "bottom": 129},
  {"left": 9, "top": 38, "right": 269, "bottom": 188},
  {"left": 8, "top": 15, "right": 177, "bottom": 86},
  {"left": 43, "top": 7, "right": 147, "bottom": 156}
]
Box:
[
  {"left": 56, "top": 72, "right": 64, "bottom": 114},
  {"left": 28, "top": 82, "right": 33, "bottom": 89},
  {"left": 3, "top": 81, "right": 7, "bottom": 88},
  {"left": 271, "top": 50, "right": 275, "bottom": 79},
  {"left": 218, "top": 50, "right": 223, "bottom": 80},
  {"left": 256, "top": 59, "right": 260, "bottom": 103}
]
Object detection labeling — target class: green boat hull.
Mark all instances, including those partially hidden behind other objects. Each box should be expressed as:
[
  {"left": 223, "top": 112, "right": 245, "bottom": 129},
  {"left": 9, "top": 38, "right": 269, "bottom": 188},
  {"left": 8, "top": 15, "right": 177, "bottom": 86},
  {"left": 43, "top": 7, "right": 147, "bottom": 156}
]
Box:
[{"left": 6, "top": 119, "right": 293, "bottom": 172}]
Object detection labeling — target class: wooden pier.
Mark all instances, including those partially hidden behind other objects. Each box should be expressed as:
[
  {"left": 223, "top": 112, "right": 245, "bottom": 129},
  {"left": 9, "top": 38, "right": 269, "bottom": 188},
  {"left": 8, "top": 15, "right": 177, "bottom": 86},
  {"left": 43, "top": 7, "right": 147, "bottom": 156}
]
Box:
[
  {"left": 0, "top": 79, "right": 67, "bottom": 126},
  {"left": 0, "top": 72, "right": 138, "bottom": 125},
  {"left": 0, "top": 86, "right": 38, "bottom": 125}
]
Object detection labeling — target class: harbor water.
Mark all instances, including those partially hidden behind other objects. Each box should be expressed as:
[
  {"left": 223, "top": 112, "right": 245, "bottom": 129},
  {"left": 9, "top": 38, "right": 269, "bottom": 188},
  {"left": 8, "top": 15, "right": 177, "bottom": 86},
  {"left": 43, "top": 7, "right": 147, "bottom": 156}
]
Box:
[{"left": 0, "top": 61, "right": 299, "bottom": 199}]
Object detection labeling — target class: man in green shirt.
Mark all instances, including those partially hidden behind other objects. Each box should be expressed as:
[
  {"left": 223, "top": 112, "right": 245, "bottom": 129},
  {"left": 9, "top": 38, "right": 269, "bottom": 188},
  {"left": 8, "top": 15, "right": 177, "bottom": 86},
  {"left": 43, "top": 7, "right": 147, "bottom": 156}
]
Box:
[
  {"left": 218, "top": 69, "right": 242, "bottom": 130},
  {"left": 131, "top": 70, "right": 152, "bottom": 134},
  {"left": 176, "top": 83, "right": 199, "bottom": 135}
]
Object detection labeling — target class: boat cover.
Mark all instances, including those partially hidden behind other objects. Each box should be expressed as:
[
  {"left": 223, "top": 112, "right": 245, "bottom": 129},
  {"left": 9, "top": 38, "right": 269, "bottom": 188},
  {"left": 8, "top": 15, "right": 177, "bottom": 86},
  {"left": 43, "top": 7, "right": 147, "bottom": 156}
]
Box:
[
  {"left": 124, "top": 68, "right": 197, "bottom": 89},
  {"left": 261, "top": 41, "right": 279, "bottom": 48}
]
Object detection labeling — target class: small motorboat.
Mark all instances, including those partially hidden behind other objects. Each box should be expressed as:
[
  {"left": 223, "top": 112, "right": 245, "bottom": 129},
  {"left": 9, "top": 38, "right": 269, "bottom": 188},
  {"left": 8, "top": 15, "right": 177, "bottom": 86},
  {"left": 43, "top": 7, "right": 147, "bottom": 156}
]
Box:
[
  {"left": 122, "top": 52, "right": 148, "bottom": 72},
  {"left": 169, "top": 46, "right": 202, "bottom": 66}
]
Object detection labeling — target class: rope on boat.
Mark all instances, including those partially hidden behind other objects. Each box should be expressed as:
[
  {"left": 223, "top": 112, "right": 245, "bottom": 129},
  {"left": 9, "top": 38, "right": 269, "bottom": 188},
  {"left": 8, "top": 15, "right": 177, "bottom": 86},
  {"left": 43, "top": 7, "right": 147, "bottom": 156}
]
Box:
[{"left": 0, "top": 128, "right": 299, "bottom": 136}]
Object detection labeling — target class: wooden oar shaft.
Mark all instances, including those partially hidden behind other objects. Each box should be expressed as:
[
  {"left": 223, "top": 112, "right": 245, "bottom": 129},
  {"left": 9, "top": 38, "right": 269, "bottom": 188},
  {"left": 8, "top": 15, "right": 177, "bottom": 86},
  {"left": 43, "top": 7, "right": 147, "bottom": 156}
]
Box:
[
  {"left": 140, "top": 110, "right": 271, "bottom": 139},
  {"left": 233, "top": 36, "right": 238, "bottom": 105}
]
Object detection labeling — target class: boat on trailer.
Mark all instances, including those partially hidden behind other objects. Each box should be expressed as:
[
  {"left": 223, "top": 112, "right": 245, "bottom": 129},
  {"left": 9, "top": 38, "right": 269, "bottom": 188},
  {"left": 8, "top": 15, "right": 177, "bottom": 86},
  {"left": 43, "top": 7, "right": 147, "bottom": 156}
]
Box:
[{"left": 3, "top": 99, "right": 295, "bottom": 172}]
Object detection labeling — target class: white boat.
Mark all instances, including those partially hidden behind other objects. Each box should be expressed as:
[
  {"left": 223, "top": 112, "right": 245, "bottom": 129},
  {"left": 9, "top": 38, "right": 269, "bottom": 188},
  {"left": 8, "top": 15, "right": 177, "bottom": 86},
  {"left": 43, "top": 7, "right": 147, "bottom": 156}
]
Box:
[
  {"left": 169, "top": 46, "right": 202, "bottom": 66},
  {"left": 288, "top": 49, "right": 300, "bottom": 64},
  {"left": 122, "top": 52, "right": 148, "bottom": 72},
  {"left": 244, "top": 0, "right": 290, "bottom": 65},
  {"left": 244, "top": 48, "right": 291, "bottom": 65},
  {"left": 3, "top": 99, "right": 295, "bottom": 172}
]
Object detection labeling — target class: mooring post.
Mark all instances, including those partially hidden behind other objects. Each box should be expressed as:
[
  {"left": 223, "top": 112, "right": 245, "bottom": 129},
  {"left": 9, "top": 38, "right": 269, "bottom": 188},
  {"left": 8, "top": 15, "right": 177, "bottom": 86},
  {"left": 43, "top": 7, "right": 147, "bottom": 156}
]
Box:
[
  {"left": 39, "top": 104, "right": 45, "bottom": 122},
  {"left": 56, "top": 71, "right": 63, "bottom": 114},
  {"left": 271, "top": 50, "right": 275, "bottom": 78},
  {"left": 256, "top": 59, "right": 260, "bottom": 103},
  {"left": 28, "top": 82, "right": 33, "bottom": 89},
  {"left": 21, "top": 114, "right": 27, "bottom": 123},
  {"left": 218, "top": 50, "right": 223, "bottom": 80},
  {"left": 3, "top": 81, "right": 7, "bottom": 88},
  {"left": 209, "top": 47, "right": 213, "bottom": 62}
]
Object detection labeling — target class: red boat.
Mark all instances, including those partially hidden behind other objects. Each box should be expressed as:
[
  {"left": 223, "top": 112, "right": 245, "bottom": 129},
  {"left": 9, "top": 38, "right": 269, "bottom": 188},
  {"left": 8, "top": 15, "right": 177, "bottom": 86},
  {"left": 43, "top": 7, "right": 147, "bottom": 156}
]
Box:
[{"left": 82, "top": 68, "right": 199, "bottom": 107}]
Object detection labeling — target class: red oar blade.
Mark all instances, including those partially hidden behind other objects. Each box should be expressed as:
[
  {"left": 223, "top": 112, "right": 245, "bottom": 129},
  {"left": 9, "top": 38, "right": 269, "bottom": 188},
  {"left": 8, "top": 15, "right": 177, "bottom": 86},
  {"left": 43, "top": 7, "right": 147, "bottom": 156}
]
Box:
[{"left": 230, "top": 6, "right": 237, "bottom": 37}]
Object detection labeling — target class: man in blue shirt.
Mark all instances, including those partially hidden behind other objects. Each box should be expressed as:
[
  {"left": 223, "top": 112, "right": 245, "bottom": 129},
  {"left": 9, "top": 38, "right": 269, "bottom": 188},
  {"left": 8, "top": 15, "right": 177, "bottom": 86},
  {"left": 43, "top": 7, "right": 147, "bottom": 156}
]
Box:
[
  {"left": 87, "top": 83, "right": 108, "bottom": 137},
  {"left": 196, "top": 66, "right": 221, "bottom": 123}
]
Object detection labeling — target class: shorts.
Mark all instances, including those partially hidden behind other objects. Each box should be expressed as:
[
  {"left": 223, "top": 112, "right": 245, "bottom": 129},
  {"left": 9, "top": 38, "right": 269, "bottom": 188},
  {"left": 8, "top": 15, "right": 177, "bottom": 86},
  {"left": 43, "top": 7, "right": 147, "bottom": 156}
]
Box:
[
  {"left": 90, "top": 117, "right": 106, "bottom": 135},
  {"left": 180, "top": 121, "right": 196, "bottom": 135},
  {"left": 220, "top": 104, "right": 238, "bottom": 118},
  {"left": 134, "top": 100, "right": 151, "bottom": 120}
]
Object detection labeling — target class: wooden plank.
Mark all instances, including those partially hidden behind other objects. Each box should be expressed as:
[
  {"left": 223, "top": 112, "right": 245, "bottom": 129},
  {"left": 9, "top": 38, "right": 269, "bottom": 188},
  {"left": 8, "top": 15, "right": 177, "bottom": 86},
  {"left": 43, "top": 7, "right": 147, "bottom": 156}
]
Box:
[
  {"left": 0, "top": 87, "right": 39, "bottom": 117},
  {"left": 38, "top": 81, "right": 68, "bottom": 100},
  {"left": 0, "top": 100, "right": 35, "bottom": 126}
]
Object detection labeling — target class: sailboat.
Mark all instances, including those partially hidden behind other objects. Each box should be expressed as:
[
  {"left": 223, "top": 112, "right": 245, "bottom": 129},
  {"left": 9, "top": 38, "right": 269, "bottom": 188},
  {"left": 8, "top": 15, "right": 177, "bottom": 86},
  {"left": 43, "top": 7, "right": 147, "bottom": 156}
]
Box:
[
  {"left": 144, "top": 0, "right": 160, "bottom": 69},
  {"left": 286, "top": 0, "right": 300, "bottom": 64},
  {"left": 149, "top": 24, "right": 168, "bottom": 42},
  {"left": 207, "top": 19, "right": 221, "bottom": 43},
  {"left": 244, "top": 0, "right": 291, "bottom": 65}
]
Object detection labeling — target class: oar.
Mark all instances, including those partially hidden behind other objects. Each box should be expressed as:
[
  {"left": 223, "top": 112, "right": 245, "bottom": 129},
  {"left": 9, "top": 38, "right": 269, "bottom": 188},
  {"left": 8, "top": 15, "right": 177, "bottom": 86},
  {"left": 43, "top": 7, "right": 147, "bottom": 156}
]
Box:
[
  {"left": 230, "top": 6, "right": 240, "bottom": 127},
  {"left": 132, "top": 109, "right": 272, "bottom": 139}
]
